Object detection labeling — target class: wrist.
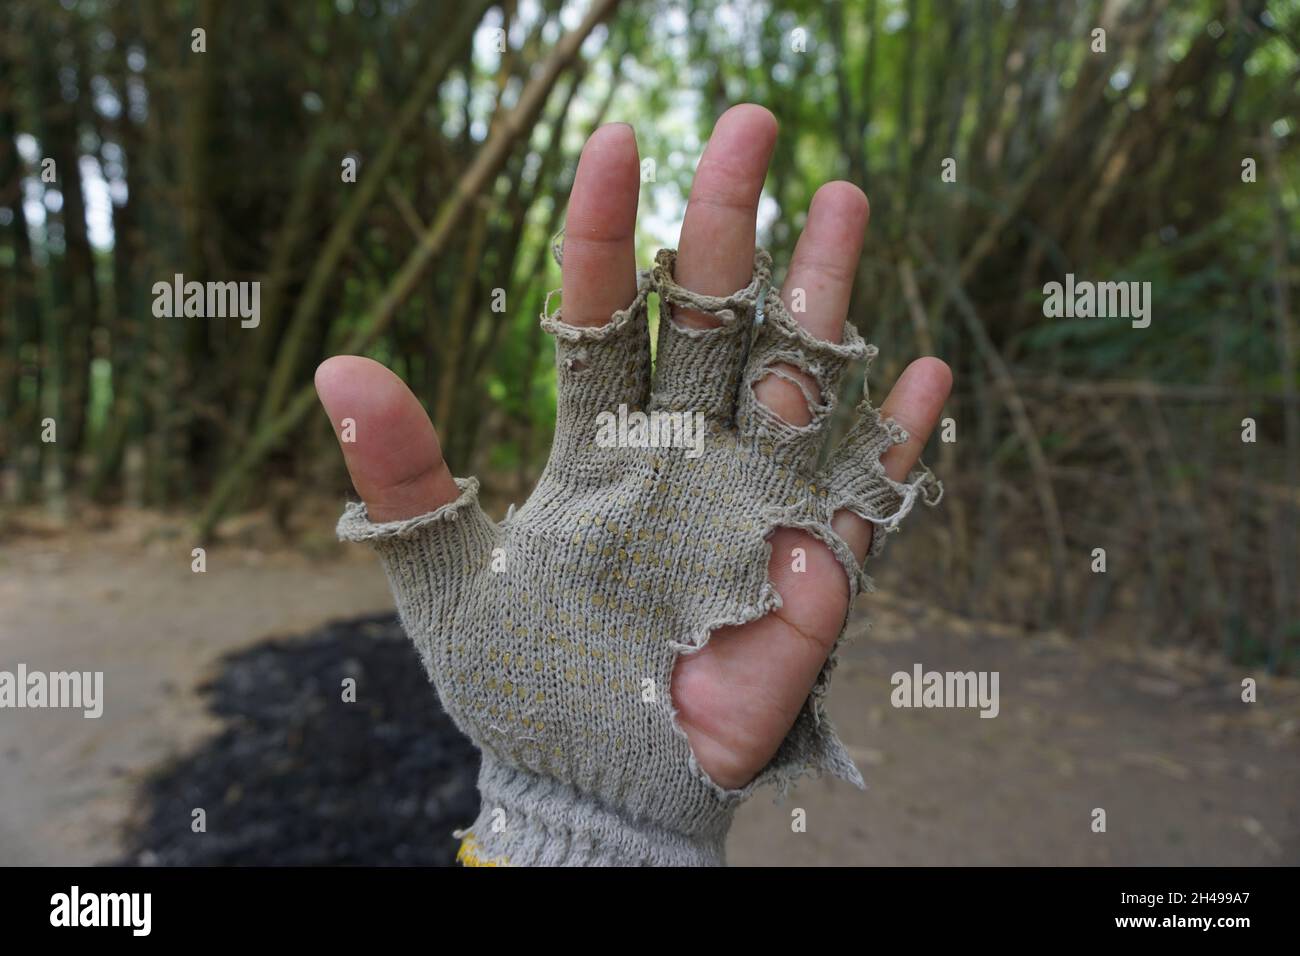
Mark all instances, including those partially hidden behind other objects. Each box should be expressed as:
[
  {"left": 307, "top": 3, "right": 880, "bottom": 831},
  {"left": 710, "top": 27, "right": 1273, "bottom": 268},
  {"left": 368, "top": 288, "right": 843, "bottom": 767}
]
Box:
[{"left": 456, "top": 753, "right": 732, "bottom": 867}]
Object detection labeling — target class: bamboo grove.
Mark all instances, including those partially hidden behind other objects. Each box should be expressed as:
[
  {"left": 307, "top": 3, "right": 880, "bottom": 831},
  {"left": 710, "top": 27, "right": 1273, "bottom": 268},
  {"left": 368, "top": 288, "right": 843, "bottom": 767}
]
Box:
[{"left": 1, "top": 0, "right": 1297, "bottom": 668}]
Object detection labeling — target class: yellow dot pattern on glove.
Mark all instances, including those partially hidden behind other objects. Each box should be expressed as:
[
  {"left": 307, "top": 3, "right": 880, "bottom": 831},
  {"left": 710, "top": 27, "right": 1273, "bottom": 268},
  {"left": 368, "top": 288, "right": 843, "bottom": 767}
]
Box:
[{"left": 455, "top": 832, "right": 509, "bottom": 867}]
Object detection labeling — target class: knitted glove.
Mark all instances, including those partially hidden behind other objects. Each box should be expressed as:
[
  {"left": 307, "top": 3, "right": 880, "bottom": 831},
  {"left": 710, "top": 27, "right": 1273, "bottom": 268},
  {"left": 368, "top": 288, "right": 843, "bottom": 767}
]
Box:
[{"left": 337, "top": 247, "right": 940, "bottom": 866}]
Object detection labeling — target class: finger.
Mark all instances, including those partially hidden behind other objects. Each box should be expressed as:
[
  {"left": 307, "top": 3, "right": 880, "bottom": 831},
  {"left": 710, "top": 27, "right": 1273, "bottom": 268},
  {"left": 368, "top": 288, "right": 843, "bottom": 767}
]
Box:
[
  {"left": 560, "top": 122, "right": 640, "bottom": 328},
  {"left": 673, "top": 103, "right": 777, "bottom": 329},
  {"left": 780, "top": 181, "right": 869, "bottom": 342},
  {"left": 754, "top": 181, "right": 870, "bottom": 426},
  {"left": 832, "top": 356, "right": 953, "bottom": 561},
  {"left": 314, "top": 355, "right": 459, "bottom": 522}
]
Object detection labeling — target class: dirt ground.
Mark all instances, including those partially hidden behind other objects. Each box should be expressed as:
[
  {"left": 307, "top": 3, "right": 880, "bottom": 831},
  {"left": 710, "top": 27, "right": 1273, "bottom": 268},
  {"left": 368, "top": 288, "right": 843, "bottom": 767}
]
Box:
[{"left": 1, "top": 508, "right": 1297, "bottom": 866}]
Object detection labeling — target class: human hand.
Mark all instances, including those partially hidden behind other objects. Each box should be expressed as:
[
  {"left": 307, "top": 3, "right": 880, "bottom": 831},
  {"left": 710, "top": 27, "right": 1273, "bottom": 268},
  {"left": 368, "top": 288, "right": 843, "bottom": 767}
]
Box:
[{"left": 315, "top": 104, "right": 950, "bottom": 864}]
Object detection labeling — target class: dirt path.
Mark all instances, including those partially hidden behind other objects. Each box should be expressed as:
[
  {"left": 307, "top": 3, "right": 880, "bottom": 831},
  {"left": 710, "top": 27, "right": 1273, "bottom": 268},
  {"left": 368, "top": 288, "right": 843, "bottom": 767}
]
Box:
[
  {"left": 0, "top": 512, "right": 393, "bottom": 865},
  {"left": 2, "top": 515, "right": 1296, "bottom": 866},
  {"left": 730, "top": 597, "right": 1300, "bottom": 865}
]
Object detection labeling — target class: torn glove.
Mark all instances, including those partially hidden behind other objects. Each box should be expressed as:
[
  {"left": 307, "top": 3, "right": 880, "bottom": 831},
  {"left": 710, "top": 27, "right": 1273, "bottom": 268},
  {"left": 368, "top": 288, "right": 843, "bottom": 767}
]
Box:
[{"left": 337, "top": 248, "right": 941, "bottom": 866}]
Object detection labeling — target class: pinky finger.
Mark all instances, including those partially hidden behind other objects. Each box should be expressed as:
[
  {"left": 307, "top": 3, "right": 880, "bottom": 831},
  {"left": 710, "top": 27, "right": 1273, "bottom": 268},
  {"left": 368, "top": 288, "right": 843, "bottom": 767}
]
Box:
[{"left": 832, "top": 357, "right": 952, "bottom": 562}]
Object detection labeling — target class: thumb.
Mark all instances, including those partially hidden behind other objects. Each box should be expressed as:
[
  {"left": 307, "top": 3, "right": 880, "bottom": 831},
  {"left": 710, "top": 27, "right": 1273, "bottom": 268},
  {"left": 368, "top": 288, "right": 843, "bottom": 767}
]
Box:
[{"left": 314, "top": 355, "right": 461, "bottom": 522}]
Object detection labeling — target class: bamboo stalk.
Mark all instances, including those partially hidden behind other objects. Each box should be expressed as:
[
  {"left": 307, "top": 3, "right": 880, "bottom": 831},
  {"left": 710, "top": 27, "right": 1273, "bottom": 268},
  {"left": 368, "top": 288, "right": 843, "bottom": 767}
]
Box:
[
  {"left": 253, "top": 0, "right": 494, "bottom": 432},
  {"left": 195, "top": 0, "right": 621, "bottom": 540},
  {"left": 913, "top": 234, "right": 1069, "bottom": 621}
]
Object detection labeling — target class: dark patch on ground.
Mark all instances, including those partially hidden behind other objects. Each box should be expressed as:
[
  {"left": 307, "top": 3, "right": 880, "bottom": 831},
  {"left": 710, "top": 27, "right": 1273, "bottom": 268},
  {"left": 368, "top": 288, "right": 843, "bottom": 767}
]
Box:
[{"left": 117, "top": 614, "right": 480, "bottom": 865}]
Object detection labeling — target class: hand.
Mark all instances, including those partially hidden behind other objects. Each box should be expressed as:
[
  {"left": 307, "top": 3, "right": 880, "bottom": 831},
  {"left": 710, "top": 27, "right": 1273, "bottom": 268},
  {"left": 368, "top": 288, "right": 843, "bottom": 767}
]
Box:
[{"left": 315, "top": 104, "right": 951, "bottom": 791}]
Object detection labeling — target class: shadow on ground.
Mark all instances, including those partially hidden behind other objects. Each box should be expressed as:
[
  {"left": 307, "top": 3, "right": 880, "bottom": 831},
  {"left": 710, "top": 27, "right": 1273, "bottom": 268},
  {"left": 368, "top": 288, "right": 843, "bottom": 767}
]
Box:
[{"left": 117, "top": 615, "right": 480, "bottom": 866}]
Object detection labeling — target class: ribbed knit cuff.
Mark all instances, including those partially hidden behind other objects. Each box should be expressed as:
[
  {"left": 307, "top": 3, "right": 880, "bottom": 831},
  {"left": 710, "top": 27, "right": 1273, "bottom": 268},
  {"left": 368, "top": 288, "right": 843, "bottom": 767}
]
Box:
[
  {"left": 335, "top": 476, "right": 495, "bottom": 553},
  {"left": 334, "top": 477, "right": 498, "bottom": 649},
  {"left": 455, "top": 753, "right": 731, "bottom": 867}
]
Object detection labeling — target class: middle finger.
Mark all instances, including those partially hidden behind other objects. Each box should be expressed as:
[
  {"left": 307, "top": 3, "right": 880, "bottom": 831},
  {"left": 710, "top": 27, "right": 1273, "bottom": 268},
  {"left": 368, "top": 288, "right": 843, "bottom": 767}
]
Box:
[{"left": 672, "top": 104, "right": 777, "bottom": 329}]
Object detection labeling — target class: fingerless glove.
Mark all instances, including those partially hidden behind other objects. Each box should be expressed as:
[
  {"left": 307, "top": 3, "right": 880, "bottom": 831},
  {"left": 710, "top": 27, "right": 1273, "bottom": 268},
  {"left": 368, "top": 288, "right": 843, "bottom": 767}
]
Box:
[{"left": 338, "top": 247, "right": 940, "bottom": 866}]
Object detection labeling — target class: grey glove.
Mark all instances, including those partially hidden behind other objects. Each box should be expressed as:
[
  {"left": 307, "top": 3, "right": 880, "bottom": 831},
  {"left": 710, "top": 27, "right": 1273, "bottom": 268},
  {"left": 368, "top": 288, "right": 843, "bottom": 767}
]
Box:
[{"left": 338, "top": 248, "right": 940, "bottom": 866}]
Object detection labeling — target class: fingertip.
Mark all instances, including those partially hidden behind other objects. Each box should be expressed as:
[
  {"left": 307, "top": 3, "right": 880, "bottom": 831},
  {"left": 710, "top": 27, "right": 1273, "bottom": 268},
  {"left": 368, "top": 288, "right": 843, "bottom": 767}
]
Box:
[
  {"left": 718, "top": 103, "right": 778, "bottom": 142},
  {"left": 314, "top": 355, "right": 357, "bottom": 418},
  {"left": 573, "top": 121, "right": 640, "bottom": 205},
  {"left": 314, "top": 354, "right": 346, "bottom": 391},
  {"left": 315, "top": 354, "right": 367, "bottom": 396},
  {"left": 583, "top": 121, "right": 639, "bottom": 167},
  {"left": 593, "top": 119, "right": 636, "bottom": 142},
  {"left": 314, "top": 355, "right": 404, "bottom": 423},
  {"left": 898, "top": 356, "right": 954, "bottom": 405},
  {"left": 811, "top": 180, "right": 870, "bottom": 227}
]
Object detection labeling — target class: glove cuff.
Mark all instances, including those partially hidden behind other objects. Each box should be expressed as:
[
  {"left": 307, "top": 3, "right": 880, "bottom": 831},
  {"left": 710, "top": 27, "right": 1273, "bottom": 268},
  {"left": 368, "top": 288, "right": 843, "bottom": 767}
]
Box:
[
  {"left": 335, "top": 475, "right": 493, "bottom": 548},
  {"left": 455, "top": 752, "right": 731, "bottom": 867},
  {"left": 335, "top": 477, "right": 497, "bottom": 673}
]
